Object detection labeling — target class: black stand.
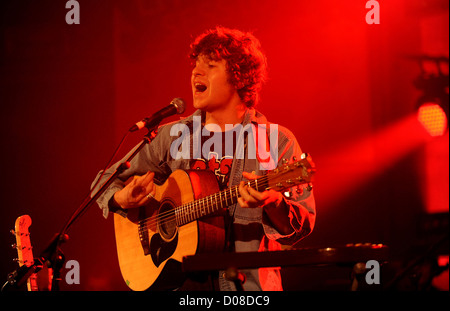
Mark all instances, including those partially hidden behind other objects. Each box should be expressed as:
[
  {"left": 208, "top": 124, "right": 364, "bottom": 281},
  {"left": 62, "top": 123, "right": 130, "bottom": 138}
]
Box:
[
  {"left": 223, "top": 267, "right": 246, "bottom": 291},
  {"left": 182, "top": 244, "right": 389, "bottom": 291},
  {"left": 2, "top": 128, "right": 158, "bottom": 291}
]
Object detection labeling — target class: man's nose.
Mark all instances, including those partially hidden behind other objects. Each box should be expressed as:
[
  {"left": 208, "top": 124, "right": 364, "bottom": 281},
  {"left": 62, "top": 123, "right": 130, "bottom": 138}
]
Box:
[{"left": 192, "top": 65, "right": 205, "bottom": 77}]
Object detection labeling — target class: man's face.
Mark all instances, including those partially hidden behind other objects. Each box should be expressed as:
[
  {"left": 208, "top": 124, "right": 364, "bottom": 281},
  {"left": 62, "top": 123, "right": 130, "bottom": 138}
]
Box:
[{"left": 191, "top": 55, "right": 238, "bottom": 112}]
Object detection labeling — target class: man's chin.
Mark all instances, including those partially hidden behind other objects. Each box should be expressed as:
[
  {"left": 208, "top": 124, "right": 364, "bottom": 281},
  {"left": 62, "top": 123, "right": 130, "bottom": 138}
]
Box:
[{"left": 193, "top": 99, "right": 207, "bottom": 110}]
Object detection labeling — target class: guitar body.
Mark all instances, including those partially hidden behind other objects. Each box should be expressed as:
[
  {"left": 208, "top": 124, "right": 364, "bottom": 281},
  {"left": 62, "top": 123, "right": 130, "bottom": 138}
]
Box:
[{"left": 114, "top": 169, "right": 225, "bottom": 291}]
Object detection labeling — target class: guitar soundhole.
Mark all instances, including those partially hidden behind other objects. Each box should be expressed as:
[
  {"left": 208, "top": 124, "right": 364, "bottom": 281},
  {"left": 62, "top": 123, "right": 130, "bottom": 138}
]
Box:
[{"left": 158, "top": 200, "right": 177, "bottom": 242}]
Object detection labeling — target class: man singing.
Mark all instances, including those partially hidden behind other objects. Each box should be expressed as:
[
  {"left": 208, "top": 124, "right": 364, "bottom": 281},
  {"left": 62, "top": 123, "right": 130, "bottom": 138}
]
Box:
[{"left": 93, "top": 26, "right": 316, "bottom": 291}]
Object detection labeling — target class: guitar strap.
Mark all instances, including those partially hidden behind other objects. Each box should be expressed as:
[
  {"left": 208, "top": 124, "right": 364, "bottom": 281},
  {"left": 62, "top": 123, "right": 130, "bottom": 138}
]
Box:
[
  {"left": 224, "top": 122, "right": 271, "bottom": 253},
  {"left": 224, "top": 136, "right": 248, "bottom": 253}
]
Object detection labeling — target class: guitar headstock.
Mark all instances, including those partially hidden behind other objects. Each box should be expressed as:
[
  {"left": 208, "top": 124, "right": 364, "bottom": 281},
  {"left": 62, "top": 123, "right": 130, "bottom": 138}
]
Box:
[
  {"left": 266, "top": 153, "right": 316, "bottom": 192},
  {"left": 13, "top": 215, "right": 34, "bottom": 268}
]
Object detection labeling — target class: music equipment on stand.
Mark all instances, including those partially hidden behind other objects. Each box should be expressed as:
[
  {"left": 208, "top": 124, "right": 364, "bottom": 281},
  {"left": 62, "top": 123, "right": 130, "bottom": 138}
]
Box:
[
  {"left": 114, "top": 153, "right": 316, "bottom": 291},
  {"left": 182, "top": 243, "right": 389, "bottom": 291},
  {"left": 11, "top": 215, "right": 38, "bottom": 291},
  {"left": 9, "top": 215, "right": 51, "bottom": 291}
]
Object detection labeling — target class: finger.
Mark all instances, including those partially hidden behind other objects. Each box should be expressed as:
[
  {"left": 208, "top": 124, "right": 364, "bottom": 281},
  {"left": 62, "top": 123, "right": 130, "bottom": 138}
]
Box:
[
  {"left": 238, "top": 181, "right": 249, "bottom": 198},
  {"left": 239, "top": 182, "right": 258, "bottom": 204},
  {"left": 125, "top": 175, "right": 139, "bottom": 186},
  {"left": 139, "top": 171, "right": 155, "bottom": 186},
  {"left": 242, "top": 171, "right": 258, "bottom": 180},
  {"left": 237, "top": 197, "right": 248, "bottom": 208},
  {"left": 144, "top": 176, "right": 156, "bottom": 195},
  {"left": 145, "top": 183, "right": 157, "bottom": 200},
  {"left": 247, "top": 187, "right": 269, "bottom": 201},
  {"left": 134, "top": 172, "right": 154, "bottom": 194},
  {"left": 126, "top": 173, "right": 147, "bottom": 191},
  {"left": 139, "top": 186, "right": 156, "bottom": 205},
  {"left": 261, "top": 191, "right": 283, "bottom": 208}
]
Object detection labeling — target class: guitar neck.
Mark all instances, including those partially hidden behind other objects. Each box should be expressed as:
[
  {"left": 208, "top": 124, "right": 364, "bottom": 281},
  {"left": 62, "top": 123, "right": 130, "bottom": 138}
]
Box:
[
  {"left": 175, "top": 154, "right": 315, "bottom": 227},
  {"left": 14, "top": 215, "right": 39, "bottom": 291},
  {"left": 175, "top": 177, "right": 268, "bottom": 226}
]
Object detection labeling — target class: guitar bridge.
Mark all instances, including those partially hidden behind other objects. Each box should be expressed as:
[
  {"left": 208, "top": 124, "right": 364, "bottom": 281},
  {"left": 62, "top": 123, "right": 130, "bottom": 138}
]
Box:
[{"left": 138, "top": 220, "right": 151, "bottom": 256}]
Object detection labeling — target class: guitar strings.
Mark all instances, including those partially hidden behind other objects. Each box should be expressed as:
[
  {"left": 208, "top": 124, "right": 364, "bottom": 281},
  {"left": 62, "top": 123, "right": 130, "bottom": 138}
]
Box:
[
  {"left": 139, "top": 173, "right": 275, "bottom": 230},
  {"left": 139, "top": 160, "right": 310, "bottom": 231},
  {"left": 140, "top": 176, "right": 267, "bottom": 230}
]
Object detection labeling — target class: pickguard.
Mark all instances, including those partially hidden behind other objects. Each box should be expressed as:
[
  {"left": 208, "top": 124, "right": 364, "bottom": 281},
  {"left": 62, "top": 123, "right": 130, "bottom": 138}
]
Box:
[{"left": 149, "top": 232, "right": 178, "bottom": 267}]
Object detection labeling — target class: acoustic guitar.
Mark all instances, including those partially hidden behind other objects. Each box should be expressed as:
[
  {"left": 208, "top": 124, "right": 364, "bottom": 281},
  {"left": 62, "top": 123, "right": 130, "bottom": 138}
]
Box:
[{"left": 114, "top": 153, "right": 315, "bottom": 291}]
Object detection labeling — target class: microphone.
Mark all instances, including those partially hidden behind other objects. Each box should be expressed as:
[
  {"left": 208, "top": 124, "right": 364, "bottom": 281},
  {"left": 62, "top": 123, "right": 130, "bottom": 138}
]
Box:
[{"left": 129, "top": 98, "right": 186, "bottom": 132}]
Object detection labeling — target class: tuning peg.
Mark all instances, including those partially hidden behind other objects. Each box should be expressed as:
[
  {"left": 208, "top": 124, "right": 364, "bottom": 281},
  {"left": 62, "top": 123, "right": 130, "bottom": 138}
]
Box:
[
  {"left": 12, "top": 258, "right": 19, "bottom": 263},
  {"left": 10, "top": 229, "right": 15, "bottom": 236},
  {"left": 282, "top": 158, "right": 288, "bottom": 165},
  {"left": 306, "top": 183, "right": 313, "bottom": 191},
  {"left": 293, "top": 156, "right": 297, "bottom": 161},
  {"left": 11, "top": 243, "right": 17, "bottom": 249}
]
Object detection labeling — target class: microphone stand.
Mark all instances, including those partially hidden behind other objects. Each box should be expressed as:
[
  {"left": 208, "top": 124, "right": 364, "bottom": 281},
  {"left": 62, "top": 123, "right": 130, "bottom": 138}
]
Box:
[{"left": 2, "top": 126, "right": 159, "bottom": 291}]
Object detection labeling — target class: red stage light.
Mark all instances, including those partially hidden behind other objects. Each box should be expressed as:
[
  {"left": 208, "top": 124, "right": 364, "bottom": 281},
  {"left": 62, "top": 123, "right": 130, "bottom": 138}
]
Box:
[{"left": 417, "top": 103, "right": 448, "bottom": 137}]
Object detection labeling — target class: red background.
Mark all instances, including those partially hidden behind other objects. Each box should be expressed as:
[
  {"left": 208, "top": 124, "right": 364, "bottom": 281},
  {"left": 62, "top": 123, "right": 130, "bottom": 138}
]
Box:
[{"left": 0, "top": 0, "right": 448, "bottom": 291}]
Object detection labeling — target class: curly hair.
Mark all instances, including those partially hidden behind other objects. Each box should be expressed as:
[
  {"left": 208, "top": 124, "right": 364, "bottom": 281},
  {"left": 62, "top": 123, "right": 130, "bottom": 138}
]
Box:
[{"left": 190, "top": 26, "right": 268, "bottom": 108}]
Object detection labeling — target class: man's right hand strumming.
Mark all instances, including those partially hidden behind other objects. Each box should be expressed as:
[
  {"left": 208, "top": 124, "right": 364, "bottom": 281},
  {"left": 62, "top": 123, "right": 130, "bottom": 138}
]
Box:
[{"left": 113, "top": 171, "right": 156, "bottom": 209}]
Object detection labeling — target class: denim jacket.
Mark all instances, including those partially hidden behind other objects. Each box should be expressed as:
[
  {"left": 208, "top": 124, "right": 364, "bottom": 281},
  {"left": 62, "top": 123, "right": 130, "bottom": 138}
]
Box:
[{"left": 93, "top": 108, "right": 316, "bottom": 291}]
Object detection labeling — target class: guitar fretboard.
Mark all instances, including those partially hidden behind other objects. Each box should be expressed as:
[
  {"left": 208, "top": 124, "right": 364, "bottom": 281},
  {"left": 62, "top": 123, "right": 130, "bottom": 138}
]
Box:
[{"left": 175, "top": 177, "right": 268, "bottom": 226}]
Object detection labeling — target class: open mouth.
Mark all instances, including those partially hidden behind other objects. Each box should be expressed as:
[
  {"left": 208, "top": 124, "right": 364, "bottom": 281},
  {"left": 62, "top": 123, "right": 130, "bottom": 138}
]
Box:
[{"left": 194, "top": 82, "right": 207, "bottom": 93}]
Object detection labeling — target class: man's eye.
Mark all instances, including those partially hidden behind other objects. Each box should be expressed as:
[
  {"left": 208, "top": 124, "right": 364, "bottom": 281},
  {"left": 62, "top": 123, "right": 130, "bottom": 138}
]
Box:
[{"left": 208, "top": 63, "right": 216, "bottom": 68}]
